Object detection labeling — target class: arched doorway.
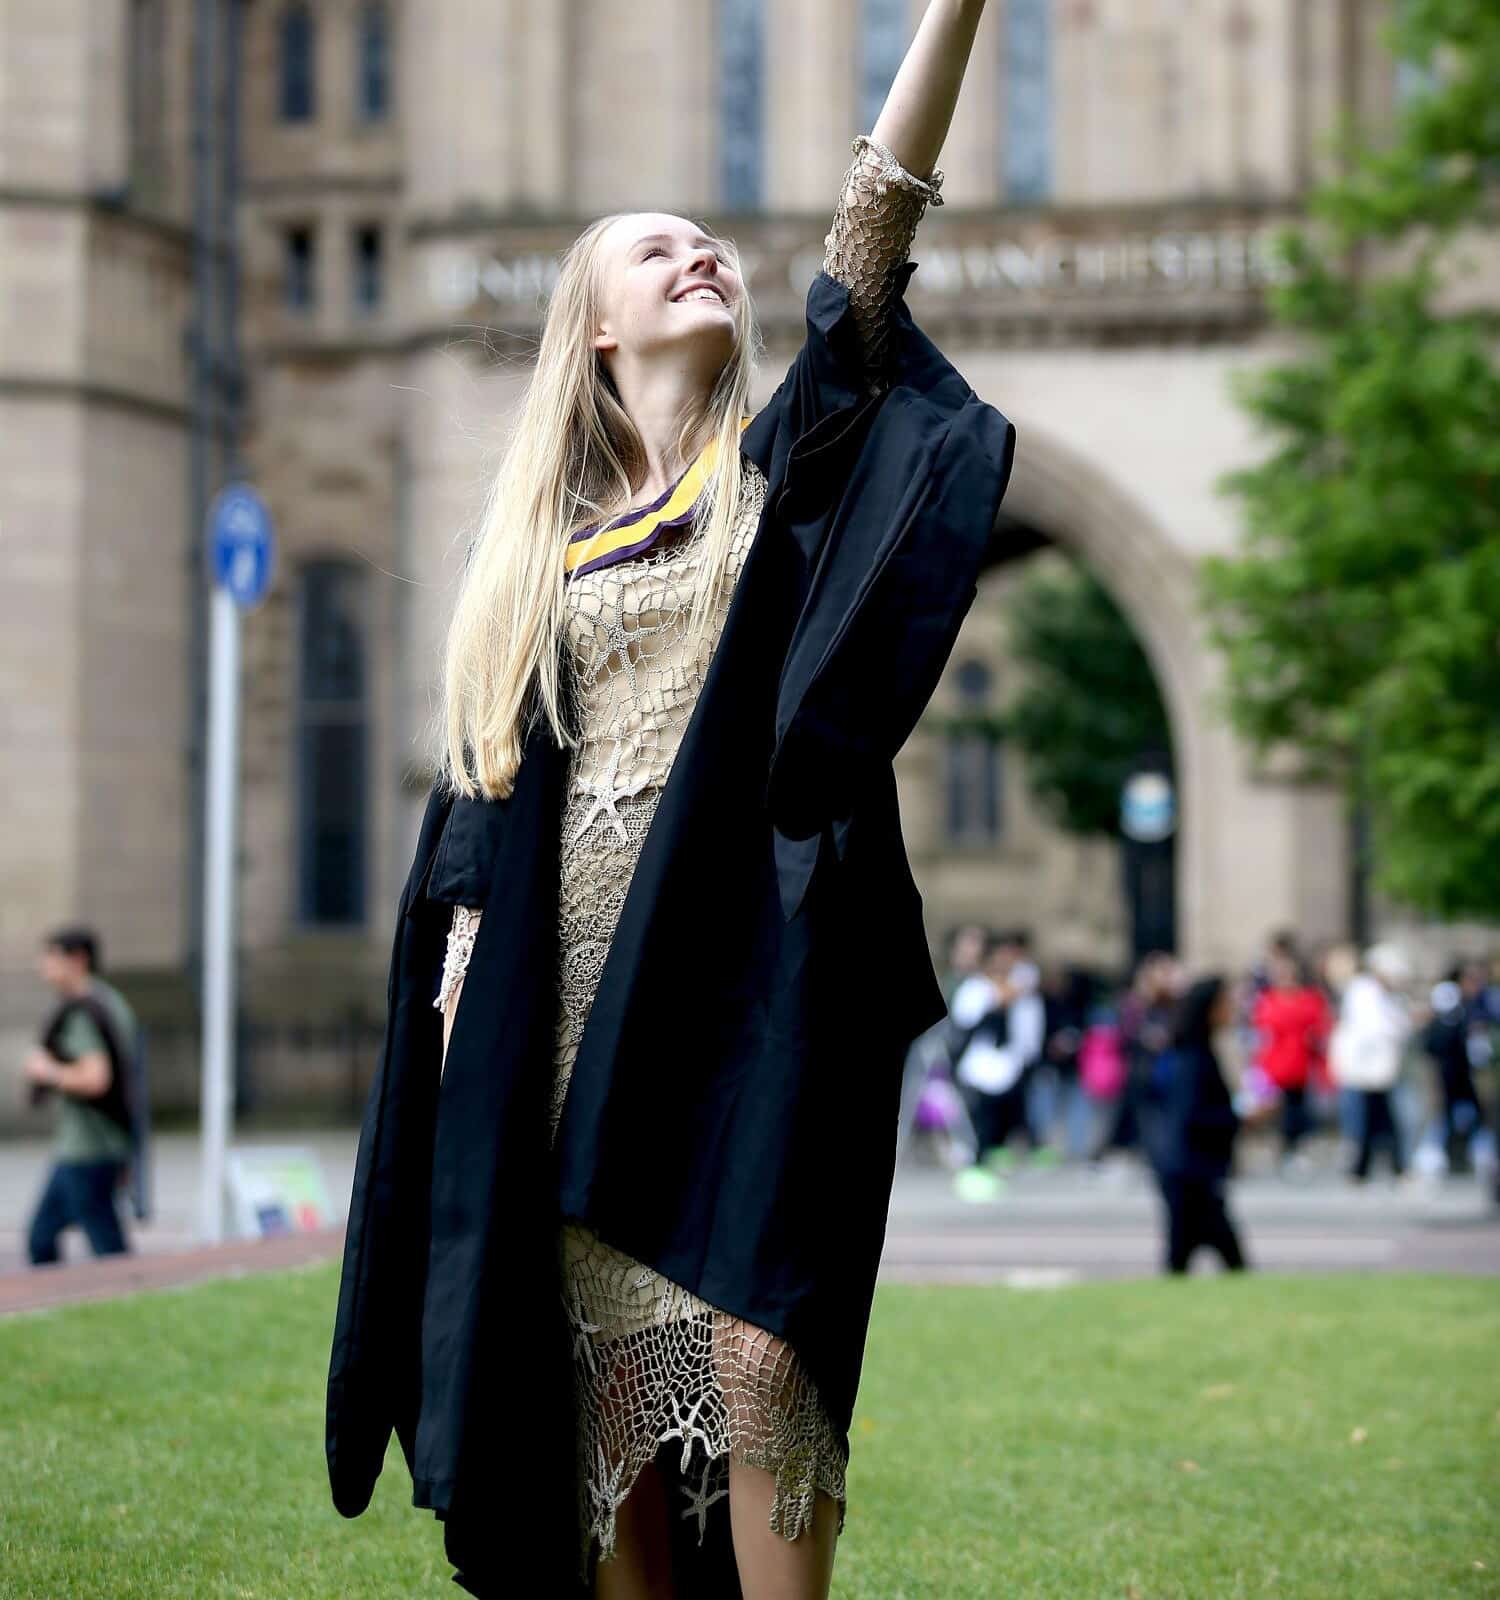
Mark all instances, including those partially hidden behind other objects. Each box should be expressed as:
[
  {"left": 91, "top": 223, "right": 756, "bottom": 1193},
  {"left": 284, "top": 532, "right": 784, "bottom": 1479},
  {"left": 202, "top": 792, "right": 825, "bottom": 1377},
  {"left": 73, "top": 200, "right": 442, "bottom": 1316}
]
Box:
[
  {"left": 905, "top": 418, "right": 1349, "bottom": 974},
  {"left": 988, "top": 429, "right": 1198, "bottom": 967}
]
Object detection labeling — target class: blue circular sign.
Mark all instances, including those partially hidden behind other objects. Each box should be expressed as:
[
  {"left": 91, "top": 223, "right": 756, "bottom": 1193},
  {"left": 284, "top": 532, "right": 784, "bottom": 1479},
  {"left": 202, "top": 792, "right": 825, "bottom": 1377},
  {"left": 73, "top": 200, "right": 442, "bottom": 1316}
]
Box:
[
  {"left": 208, "top": 483, "right": 275, "bottom": 608},
  {"left": 1121, "top": 772, "right": 1177, "bottom": 843}
]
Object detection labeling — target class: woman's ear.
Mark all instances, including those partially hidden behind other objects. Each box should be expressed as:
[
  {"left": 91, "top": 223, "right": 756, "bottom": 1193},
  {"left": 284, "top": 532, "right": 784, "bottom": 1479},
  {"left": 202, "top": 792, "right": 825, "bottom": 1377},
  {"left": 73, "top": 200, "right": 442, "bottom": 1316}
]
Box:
[{"left": 592, "top": 322, "right": 618, "bottom": 353}]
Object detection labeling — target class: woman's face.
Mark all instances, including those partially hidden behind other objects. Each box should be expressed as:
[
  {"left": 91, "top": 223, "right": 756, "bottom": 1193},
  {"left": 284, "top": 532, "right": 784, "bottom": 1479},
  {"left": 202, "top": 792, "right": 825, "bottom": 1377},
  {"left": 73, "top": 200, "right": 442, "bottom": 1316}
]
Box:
[
  {"left": 1209, "top": 985, "right": 1235, "bottom": 1032},
  {"left": 1141, "top": 954, "right": 1177, "bottom": 1003},
  {"left": 1269, "top": 951, "right": 1300, "bottom": 989},
  {"left": 591, "top": 213, "right": 741, "bottom": 373},
  {"left": 950, "top": 926, "right": 985, "bottom": 973}
]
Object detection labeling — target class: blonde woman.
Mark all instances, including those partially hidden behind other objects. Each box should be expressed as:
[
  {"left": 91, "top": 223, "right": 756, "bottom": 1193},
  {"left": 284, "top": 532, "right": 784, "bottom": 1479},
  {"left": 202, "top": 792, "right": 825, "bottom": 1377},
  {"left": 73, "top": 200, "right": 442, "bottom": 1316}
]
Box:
[{"left": 327, "top": 4, "right": 1016, "bottom": 1596}]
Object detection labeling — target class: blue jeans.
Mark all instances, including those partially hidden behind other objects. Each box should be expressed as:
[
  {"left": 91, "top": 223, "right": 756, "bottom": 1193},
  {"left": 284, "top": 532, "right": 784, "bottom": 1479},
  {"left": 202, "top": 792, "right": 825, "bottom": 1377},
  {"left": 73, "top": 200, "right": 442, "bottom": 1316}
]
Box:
[
  {"left": 27, "top": 1160, "right": 130, "bottom": 1264},
  {"left": 1338, "top": 1087, "right": 1365, "bottom": 1143},
  {"left": 1025, "top": 1063, "right": 1062, "bottom": 1147}
]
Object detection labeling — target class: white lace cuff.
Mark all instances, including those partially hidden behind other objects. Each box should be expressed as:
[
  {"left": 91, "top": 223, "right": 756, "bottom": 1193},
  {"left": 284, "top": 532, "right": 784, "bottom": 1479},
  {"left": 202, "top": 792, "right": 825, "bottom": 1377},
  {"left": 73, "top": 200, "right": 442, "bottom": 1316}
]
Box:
[
  {"left": 847, "top": 133, "right": 945, "bottom": 208},
  {"left": 434, "top": 905, "right": 482, "bottom": 1014}
]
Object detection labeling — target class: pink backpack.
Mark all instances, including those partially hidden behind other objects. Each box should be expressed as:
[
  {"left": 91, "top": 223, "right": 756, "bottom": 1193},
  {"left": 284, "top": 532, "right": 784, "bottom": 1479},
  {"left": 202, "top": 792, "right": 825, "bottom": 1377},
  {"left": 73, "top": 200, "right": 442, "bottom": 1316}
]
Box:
[{"left": 1079, "top": 1022, "right": 1127, "bottom": 1100}]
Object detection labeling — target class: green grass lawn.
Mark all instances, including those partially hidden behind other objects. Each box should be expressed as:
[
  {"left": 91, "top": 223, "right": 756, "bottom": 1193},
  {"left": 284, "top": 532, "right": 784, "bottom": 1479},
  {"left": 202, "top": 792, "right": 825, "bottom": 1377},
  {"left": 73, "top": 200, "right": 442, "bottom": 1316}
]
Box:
[{"left": 1, "top": 1266, "right": 1496, "bottom": 1599}]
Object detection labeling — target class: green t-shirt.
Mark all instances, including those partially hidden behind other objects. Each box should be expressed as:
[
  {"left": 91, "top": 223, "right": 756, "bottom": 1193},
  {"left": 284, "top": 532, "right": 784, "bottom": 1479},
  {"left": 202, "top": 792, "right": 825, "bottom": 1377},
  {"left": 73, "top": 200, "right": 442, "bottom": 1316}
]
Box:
[{"left": 51, "top": 979, "right": 138, "bottom": 1165}]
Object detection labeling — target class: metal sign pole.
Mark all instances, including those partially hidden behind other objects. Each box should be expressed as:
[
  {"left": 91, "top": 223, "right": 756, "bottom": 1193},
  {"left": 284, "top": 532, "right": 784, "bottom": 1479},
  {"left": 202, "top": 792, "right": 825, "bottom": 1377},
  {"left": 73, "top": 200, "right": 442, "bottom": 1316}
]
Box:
[
  {"left": 200, "top": 481, "right": 274, "bottom": 1244},
  {"left": 200, "top": 583, "right": 241, "bottom": 1242}
]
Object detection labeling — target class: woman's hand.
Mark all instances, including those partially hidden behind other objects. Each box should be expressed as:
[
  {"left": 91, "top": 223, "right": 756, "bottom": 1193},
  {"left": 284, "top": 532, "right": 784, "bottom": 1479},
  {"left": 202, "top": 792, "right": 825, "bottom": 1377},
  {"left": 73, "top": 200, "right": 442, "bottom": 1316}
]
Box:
[{"left": 869, "top": 0, "right": 990, "bottom": 183}]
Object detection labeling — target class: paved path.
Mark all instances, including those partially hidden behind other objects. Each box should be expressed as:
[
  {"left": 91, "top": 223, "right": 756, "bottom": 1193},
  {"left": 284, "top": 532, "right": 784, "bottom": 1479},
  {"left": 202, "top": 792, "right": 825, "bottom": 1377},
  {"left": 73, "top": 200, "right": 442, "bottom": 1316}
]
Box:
[
  {"left": 881, "top": 1165, "right": 1500, "bottom": 1284},
  {"left": 2, "top": 1131, "right": 1496, "bottom": 1311}
]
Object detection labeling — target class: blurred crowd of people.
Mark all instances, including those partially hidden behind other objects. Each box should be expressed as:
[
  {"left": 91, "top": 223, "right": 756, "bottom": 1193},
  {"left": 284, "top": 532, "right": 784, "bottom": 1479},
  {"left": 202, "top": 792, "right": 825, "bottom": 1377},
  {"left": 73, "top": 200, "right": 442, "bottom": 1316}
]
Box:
[{"left": 900, "top": 925, "right": 1500, "bottom": 1272}]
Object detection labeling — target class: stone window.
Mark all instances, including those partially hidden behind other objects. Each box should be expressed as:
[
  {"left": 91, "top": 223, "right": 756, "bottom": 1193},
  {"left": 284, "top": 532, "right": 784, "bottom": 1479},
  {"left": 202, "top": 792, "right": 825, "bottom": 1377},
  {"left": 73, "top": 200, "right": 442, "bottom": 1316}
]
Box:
[
  {"left": 719, "top": 0, "right": 765, "bottom": 209},
  {"left": 945, "top": 658, "right": 1003, "bottom": 847},
  {"left": 352, "top": 223, "right": 384, "bottom": 312},
  {"left": 858, "top": 0, "right": 907, "bottom": 134},
  {"left": 279, "top": 3, "right": 316, "bottom": 123},
  {"left": 283, "top": 223, "right": 317, "bottom": 311},
  {"left": 1004, "top": 0, "right": 1052, "bottom": 202},
  {"left": 297, "top": 562, "right": 369, "bottom": 927},
  {"left": 357, "top": 2, "right": 391, "bottom": 123}
]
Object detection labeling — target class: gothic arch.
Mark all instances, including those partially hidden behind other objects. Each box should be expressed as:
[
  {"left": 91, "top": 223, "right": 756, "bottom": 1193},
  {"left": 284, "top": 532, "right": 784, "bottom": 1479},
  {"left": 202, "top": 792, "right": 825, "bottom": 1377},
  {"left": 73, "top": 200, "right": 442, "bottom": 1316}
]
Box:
[{"left": 993, "top": 421, "right": 1214, "bottom": 964}]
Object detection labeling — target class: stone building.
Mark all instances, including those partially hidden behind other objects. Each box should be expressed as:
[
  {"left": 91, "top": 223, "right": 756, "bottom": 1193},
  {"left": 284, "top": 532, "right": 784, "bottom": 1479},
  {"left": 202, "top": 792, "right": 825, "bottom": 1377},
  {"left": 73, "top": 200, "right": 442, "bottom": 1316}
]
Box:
[{"left": 0, "top": 1, "right": 1427, "bottom": 1119}]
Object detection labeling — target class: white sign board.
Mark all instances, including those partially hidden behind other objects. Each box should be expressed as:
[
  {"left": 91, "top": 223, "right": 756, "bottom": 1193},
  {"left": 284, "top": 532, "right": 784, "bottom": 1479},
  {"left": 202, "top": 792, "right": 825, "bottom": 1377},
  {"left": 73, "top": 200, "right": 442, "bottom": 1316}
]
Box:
[{"left": 226, "top": 1146, "right": 335, "bottom": 1239}]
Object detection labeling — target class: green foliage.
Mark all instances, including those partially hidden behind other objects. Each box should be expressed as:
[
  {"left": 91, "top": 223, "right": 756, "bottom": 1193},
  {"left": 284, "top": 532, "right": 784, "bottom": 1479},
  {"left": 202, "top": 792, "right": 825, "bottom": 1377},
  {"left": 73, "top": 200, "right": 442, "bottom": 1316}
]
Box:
[
  {"left": 998, "top": 561, "right": 1172, "bottom": 838},
  {"left": 1365, "top": 543, "right": 1500, "bottom": 908},
  {"left": 1309, "top": 0, "right": 1500, "bottom": 244},
  {"left": 1204, "top": 0, "right": 1500, "bottom": 918}
]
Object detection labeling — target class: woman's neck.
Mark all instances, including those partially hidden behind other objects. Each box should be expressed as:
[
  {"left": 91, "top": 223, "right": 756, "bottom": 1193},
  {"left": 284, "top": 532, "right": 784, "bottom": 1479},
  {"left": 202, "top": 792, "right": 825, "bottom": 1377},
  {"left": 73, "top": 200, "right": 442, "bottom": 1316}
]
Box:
[{"left": 606, "top": 351, "right": 717, "bottom": 509}]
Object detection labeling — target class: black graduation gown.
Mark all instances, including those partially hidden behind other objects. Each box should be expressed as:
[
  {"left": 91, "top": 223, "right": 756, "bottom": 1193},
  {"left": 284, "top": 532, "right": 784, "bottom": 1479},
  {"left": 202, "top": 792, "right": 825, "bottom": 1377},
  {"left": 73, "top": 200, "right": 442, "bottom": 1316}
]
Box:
[{"left": 325, "top": 263, "right": 1018, "bottom": 1597}]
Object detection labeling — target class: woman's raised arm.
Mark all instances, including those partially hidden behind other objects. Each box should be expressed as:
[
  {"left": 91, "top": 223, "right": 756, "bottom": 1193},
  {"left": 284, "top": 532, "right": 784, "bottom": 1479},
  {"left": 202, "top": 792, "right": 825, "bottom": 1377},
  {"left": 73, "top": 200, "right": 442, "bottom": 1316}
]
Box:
[
  {"left": 823, "top": 0, "right": 990, "bottom": 375},
  {"left": 870, "top": 0, "right": 989, "bottom": 185}
]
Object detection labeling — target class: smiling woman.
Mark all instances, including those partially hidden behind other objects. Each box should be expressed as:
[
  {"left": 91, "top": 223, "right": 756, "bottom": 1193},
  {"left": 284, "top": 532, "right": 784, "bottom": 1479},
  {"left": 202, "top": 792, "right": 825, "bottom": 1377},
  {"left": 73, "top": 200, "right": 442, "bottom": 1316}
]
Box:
[{"left": 325, "top": 6, "right": 1012, "bottom": 1599}]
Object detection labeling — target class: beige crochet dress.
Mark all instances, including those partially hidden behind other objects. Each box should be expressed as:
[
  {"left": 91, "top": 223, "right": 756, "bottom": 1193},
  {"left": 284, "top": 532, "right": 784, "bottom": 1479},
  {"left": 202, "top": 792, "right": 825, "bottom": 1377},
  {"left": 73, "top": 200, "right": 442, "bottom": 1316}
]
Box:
[{"left": 434, "top": 134, "right": 943, "bottom": 1583}]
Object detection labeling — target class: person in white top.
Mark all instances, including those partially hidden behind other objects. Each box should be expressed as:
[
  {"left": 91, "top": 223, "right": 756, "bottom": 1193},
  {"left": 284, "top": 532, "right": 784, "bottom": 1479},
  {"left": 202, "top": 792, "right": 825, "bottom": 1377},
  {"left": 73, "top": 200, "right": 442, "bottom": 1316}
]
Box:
[
  {"left": 952, "top": 933, "right": 1045, "bottom": 1175},
  {"left": 1329, "top": 943, "right": 1414, "bottom": 1181}
]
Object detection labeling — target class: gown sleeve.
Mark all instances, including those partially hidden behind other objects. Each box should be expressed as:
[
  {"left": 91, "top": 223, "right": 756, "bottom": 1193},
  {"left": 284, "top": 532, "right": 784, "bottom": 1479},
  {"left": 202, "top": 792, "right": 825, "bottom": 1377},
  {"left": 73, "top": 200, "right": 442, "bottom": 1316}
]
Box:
[
  {"left": 821, "top": 134, "right": 945, "bottom": 386},
  {"left": 416, "top": 786, "right": 518, "bottom": 1072}
]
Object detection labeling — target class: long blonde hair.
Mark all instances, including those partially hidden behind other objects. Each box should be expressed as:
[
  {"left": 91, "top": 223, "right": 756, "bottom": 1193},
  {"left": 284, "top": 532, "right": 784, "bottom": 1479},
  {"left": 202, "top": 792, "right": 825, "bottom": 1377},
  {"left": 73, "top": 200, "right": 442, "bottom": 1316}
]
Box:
[{"left": 439, "top": 213, "right": 763, "bottom": 801}]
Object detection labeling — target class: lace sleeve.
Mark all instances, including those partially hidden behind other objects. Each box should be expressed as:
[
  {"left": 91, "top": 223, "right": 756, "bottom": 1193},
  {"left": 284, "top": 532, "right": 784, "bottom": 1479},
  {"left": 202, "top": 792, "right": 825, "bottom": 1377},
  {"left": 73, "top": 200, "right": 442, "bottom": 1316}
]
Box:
[
  {"left": 435, "top": 905, "right": 483, "bottom": 1074},
  {"left": 822, "top": 133, "right": 945, "bottom": 379}
]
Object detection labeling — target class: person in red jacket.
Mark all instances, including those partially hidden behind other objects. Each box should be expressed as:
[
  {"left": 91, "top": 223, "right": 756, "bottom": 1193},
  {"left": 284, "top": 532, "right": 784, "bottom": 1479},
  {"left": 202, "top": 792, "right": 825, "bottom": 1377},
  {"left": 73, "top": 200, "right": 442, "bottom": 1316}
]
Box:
[{"left": 1252, "top": 945, "right": 1333, "bottom": 1169}]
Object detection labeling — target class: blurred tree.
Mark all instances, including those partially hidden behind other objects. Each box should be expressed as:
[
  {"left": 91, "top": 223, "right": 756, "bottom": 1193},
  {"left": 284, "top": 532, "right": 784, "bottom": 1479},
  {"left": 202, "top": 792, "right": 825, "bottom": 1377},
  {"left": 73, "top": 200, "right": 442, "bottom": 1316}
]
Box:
[
  {"left": 1203, "top": 0, "right": 1500, "bottom": 919},
  {"left": 998, "top": 560, "right": 1172, "bottom": 839}
]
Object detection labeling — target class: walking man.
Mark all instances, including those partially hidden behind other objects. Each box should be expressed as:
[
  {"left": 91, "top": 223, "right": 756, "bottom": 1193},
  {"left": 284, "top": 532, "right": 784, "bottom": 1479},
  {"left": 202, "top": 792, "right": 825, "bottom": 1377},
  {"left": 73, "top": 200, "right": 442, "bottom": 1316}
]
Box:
[{"left": 22, "top": 927, "right": 139, "bottom": 1265}]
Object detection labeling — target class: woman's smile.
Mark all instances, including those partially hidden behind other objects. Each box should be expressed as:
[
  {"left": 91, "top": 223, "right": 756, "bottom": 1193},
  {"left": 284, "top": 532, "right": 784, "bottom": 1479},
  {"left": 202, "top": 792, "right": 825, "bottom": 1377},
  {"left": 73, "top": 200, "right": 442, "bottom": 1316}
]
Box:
[{"left": 671, "top": 282, "right": 731, "bottom": 308}]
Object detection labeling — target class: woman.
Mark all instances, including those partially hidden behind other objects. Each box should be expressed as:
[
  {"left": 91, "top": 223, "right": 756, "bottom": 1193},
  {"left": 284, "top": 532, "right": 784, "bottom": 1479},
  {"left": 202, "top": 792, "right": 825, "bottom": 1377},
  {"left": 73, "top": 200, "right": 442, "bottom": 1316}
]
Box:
[
  {"left": 1318, "top": 940, "right": 1364, "bottom": 1148},
  {"left": 1151, "top": 975, "right": 1247, "bottom": 1275},
  {"left": 1422, "top": 961, "right": 1492, "bottom": 1174},
  {"left": 951, "top": 932, "right": 1043, "bottom": 1195},
  {"left": 1089, "top": 951, "right": 1179, "bottom": 1167},
  {"left": 1251, "top": 944, "right": 1332, "bottom": 1171},
  {"left": 1041, "top": 963, "right": 1091, "bottom": 1159},
  {"left": 940, "top": 922, "right": 989, "bottom": 1009},
  {"left": 1330, "top": 943, "right": 1414, "bottom": 1182},
  {"left": 325, "top": 5, "right": 1015, "bottom": 1598}
]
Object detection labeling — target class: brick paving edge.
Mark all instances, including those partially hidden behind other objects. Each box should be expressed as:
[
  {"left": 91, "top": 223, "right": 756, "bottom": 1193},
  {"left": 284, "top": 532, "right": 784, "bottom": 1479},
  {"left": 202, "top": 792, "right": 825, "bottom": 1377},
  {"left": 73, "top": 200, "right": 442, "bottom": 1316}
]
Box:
[{"left": 0, "top": 1226, "right": 347, "bottom": 1316}]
